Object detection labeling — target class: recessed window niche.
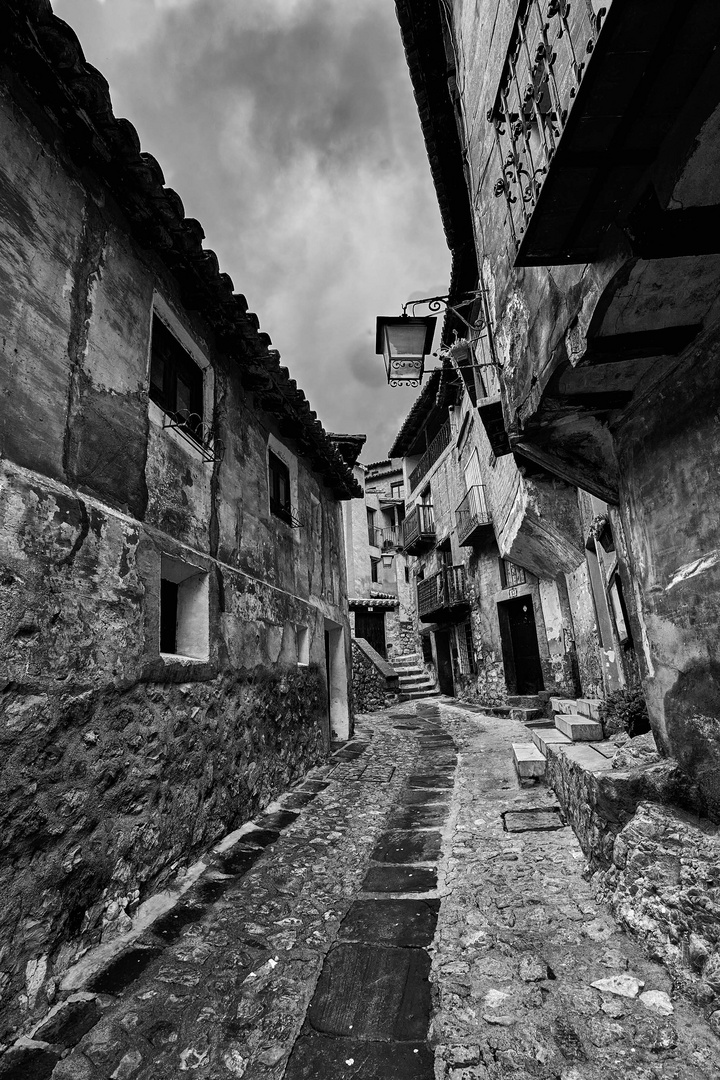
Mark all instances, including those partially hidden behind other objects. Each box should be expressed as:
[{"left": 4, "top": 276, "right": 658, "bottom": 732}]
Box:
[{"left": 160, "top": 554, "right": 209, "bottom": 661}]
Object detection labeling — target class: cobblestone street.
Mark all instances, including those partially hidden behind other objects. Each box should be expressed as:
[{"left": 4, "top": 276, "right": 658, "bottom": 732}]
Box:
[{"left": 16, "top": 703, "right": 720, "bottom": 1080}]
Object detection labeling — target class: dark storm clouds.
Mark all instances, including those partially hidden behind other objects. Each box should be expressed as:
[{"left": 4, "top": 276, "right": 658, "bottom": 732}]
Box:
[{"left": 54, "top": 0, "right": 450, "bottom": 459}]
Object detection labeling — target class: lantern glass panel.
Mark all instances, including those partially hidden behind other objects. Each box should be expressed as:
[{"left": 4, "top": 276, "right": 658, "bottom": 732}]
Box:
[{"left": 383, "top": 321, "right": 429, "bottom": 360}]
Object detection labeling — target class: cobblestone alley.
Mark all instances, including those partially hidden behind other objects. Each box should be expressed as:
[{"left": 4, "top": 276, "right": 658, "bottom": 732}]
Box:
[{"left": 14, "top": 703, "right": 720, "bottom": 1080}]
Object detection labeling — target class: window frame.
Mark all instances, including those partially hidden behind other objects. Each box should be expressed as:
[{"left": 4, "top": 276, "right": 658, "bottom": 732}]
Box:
[{"left": 268, "top": 449, "right": 293, "bottom": 525}]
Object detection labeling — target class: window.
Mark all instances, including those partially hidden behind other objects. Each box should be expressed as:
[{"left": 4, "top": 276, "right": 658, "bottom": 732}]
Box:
[
  {"left": 269, "top": 450, "right": 292, "bottom": 524},
  {"left": 500, "top": 558, "right": 526, "bottom": 589},
  {"left": 150, "top": 315, "right": 204, "bottom": 432},
  {"left": 297, "top": 626, "right": 309, "bottom": 666},
  {"left": 370, "top": 558, "right": 380, "bottom": 583},
  {"left": 391, "top": 481, "right": 405, "bottom": 500},
  {"left": 404, "top": 566, "right": 410, "bottom": 584},
  {"left": 367, "top": 508, "right": 378, "bottom": 546},
  {"left": 160, "top": 555, "right": 209, "bottom": 660},
  {"left": 456, "top": 622, "right": 476, "bottom": 675}
]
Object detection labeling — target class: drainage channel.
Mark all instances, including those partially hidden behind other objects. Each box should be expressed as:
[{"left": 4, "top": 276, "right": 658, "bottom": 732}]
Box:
[{"left": 285, "top": 706, "right": 457, "bottom": 1079}]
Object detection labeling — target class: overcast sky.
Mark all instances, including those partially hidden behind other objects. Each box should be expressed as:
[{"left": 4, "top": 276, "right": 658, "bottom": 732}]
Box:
[{"left": 53, "top": 0, "right": 450, "bottom": 462}]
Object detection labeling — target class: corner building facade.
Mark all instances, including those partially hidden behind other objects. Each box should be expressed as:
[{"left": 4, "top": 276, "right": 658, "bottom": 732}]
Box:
[
  {"left": 395, "top": 0, "right": 720, "bottom": 817},
  {"left": 0, "top": 4, "right": 358, "bottom": 1034}
]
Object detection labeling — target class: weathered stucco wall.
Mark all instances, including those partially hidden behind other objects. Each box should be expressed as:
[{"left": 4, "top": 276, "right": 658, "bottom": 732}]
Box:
[
  {"left": 618, "top": 331, "right": 720, "bottom": 820},
  {"left": 0, "top": 82, "right": 352, "bottom": 1035}
]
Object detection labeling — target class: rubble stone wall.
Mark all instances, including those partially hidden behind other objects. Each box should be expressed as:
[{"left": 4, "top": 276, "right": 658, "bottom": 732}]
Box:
[
  {"left": 351, "top": 638, "right": 398, "bottom": 712},
  {"left": 0, "top": 88, "right": 351, "bottom": 1035}
]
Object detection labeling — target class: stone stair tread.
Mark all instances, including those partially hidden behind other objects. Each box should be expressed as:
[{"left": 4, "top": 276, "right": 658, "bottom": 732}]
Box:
[
  {"left": 512, "top": 742, "right": 546, "bottom": 779},
  {"left": 508, "top": 695, "right": 543, "bottom": 707},
  {"left": 549, "top": 697, "right": 579, "bottom": 714},
  {"left": 576, "top": 698, "right": 602, "bottom": 720},
  {"left": 531, "top": 728, "right": 572, "bottom": 755},
  {"left": 555, "top": 713, "right": 603, "bottom": 742}
]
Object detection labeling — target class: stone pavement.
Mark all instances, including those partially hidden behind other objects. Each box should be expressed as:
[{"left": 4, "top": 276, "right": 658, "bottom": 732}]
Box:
[{"left": 3, "top": 702, "right": 719, "bottom": 1079}]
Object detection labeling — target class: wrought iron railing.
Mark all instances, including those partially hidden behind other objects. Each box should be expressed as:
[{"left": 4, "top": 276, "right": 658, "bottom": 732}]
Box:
[
  {"left": 417, "top": 565, "right": 468, "bottom": 618},
  {"left": 161, "top": 410, "right": 224, "bottom": 463},
  {"left": 409, "top": 420, "right": 452, "bottom": 493},
  {"left": 489, "top": 0, "right": 610, "bottom": 250},
  {"left": 456, "top": 486, "right": 492, "bottom": 545},
  {"left": 401, "top": 504, "right": 435, "bottom": 550}
]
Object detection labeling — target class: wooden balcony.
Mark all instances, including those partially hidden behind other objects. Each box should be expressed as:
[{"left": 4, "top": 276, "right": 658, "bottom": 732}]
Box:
[
  {"left": 417, "top": 565, "right": 469, "bottom": 623},
  {"left": 382, "top": 526, "right": 402, "bottom": 550},
  {"left": 456, "top": 486, "right": 493, "bottom": 547},
  {"left": 489, "top": 0, "right": 720, "bottom": 265},
  {"left": 408, "top": 420, "right": 451, "bottom": 493},
  {"left": 401, "top": 504, "right": 435, "bottom": 554}
]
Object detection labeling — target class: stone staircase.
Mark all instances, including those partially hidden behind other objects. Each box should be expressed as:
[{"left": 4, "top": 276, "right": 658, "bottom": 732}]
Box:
[
  {"left": 391, "top": 652, "right": 441, "bottom": 702},
  {"left": 513, "top": 696, "right": 604, "bottom": 779}
]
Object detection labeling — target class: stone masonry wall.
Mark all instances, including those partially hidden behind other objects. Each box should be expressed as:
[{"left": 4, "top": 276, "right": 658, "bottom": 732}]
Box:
[
  {"left": 351, "top": 638, "right": 398, "bottom": 712},
  {"left": 0, "top": 83, "right": 352, "bottom": 1037}
]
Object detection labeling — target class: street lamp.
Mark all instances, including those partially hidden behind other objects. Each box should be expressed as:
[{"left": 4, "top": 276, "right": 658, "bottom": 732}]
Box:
[
  {"left": 375, "top": 315, "right": 436, "bottom": 388},
  {"left": 376, "top": 290, "right": 499, "bottom": 387},
  {"left": 381, "top": 551, "right": 395, "bottom": 568}
]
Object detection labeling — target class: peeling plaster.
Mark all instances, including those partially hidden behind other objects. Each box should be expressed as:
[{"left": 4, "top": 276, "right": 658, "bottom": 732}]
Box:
[{"left": 665, "top": 550, "right": 720, "bottom": 591}]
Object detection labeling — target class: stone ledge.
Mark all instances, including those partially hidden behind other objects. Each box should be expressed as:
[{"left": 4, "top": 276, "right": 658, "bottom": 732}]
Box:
[{"left": 352, "top": 638, "right": 399, "bottom": 683}]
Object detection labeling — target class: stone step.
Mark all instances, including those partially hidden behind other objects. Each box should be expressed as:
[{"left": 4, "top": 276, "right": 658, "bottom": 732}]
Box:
[
  {"left": 531, "top": 727, "right": 572, "bottom": 756},
  {"left": 397, "top": 672, "right": 431, "bottom": 683},
  {"left": 510, "top": 706, "right": 544, "bottom": 723},
  {"left": 507, "top": 695, "right": 543, "bottom": 708},
  {"left": 555, "top": 713, "right": 603, "bottom": 742},
  {"left": 549, "top": 697, "right": 578, "bottom": 715},
  {"left": 399, "top": 689, "right": 441, "bottom": 701},
  {"left": 480, "top": 704, "right": 512, "bottom": 718},
  {"left": 576, "top": 698, "right": 602, "bottom": 722},
  {"left": 512, "top": 742, "right": 546, "bottom": 779}
]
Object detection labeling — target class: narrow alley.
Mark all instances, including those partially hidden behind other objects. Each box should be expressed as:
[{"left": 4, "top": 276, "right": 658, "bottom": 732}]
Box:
[{"left": 19, "top": 703, "right": 717, "bottom": 1080}]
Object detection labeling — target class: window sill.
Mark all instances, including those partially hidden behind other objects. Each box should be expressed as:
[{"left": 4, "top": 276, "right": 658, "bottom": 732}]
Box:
[{"left": 160, "top": 651, "right": 210, "bottom": 665}]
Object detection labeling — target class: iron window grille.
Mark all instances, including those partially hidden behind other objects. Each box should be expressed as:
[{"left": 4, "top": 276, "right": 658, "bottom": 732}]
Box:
[
  {"left": 500, "top": 558, "right": 527, "bottom": 589},
  {"left": 150, "top": 315, "right": 223, "bottom": 462},
  {"left": 269, "top": 450, "right": 302, "bottom": 527}
]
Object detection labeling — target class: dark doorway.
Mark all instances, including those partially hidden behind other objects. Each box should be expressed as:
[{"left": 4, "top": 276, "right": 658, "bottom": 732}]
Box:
[
  {"left": 498, "top": 597, "right": 544, "bottom": 694},
  {"left": 435, "top": 629, "right": 455, "bottom": 696},
  {"left": 354, "top": 609, "right": 387, "bottom": 658}
]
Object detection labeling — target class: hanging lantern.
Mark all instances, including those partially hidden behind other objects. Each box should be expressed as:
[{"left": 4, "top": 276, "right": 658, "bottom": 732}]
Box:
[{"left": 376, "top": 315, "right": 436, "bottom": 387}]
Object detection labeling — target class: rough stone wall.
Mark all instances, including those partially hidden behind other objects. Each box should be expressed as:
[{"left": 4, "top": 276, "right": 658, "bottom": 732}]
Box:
[
  {"left": 445, "top": 0, "right": 720, "bottom": 817},
  {"left": 351, "top": 638, "right": 398, "bottom": 712},
  {"left": 598, "top": 802, "right": 720, "bottom": 1008},
  {"left": 0, "top": 87, "right": 352, "bottom": 1034}
]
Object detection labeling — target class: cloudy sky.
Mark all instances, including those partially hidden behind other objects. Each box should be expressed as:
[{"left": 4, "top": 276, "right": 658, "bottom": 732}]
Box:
[{"left": 53, "top": 0, "right": 450, "bottom": 462}]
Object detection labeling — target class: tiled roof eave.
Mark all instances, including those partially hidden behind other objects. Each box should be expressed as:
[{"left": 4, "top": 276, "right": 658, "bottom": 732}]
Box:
[{"left": 0, "top": 1, "right": 361, "bottom": 500}]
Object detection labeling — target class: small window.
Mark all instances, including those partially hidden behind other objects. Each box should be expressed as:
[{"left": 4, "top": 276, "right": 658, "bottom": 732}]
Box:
[
  {"left": 370, "top": 558, "right": 380, "bottom": 583},
  {"left": 500, "top": 558, "right": 526, "bottom": 589},
  {"left": 391, "top": 481, "right": 405, "bottom": 500},
  {"left": 160, "top": 554, "right": 209, "bottom": 660},
  {"left": 269, "top": 450, "right": 292, "bottom": 525},
  {"left": 404, "top": 566, "right": 410, "bottom": 584},
  {"left": 150, "top": 315, "right": 204, "bottom": 433},
  {"left": 297, "top": 626, "right": 309, "bottom": 666}
]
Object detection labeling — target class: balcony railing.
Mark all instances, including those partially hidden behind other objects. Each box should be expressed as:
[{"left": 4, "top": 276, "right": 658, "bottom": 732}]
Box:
[
  {"left": 401, "top": 504, "right": 435, "bottom": 554},
  {"left": 368, "top": 525, "right": 384, "bottom": 548},
  {"left": 489, "top": 0, "right": 609, "bottom": 257},
  {"left": 417, "top": 565, "right": 468, "bottom": 622},
  {"left": 382, "top": 526, "right": 401, "bottom": 550},
  {"left": 456, "top": 486, "right": 492, "bottom": 547},
  {"left": 409, "top": 420, "right": 452, "bottom": 493}
]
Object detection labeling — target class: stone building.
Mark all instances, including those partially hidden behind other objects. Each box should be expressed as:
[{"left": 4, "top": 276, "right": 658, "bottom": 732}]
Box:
[
  {"left": 394, "top": 0, "right": 720, "bottom": 817},
  {"left": 389, "top": 358, "right": 632, "bottom": 706},
  {"left": 0, "top": 2, "right": 360, "bottom": 1033}
]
